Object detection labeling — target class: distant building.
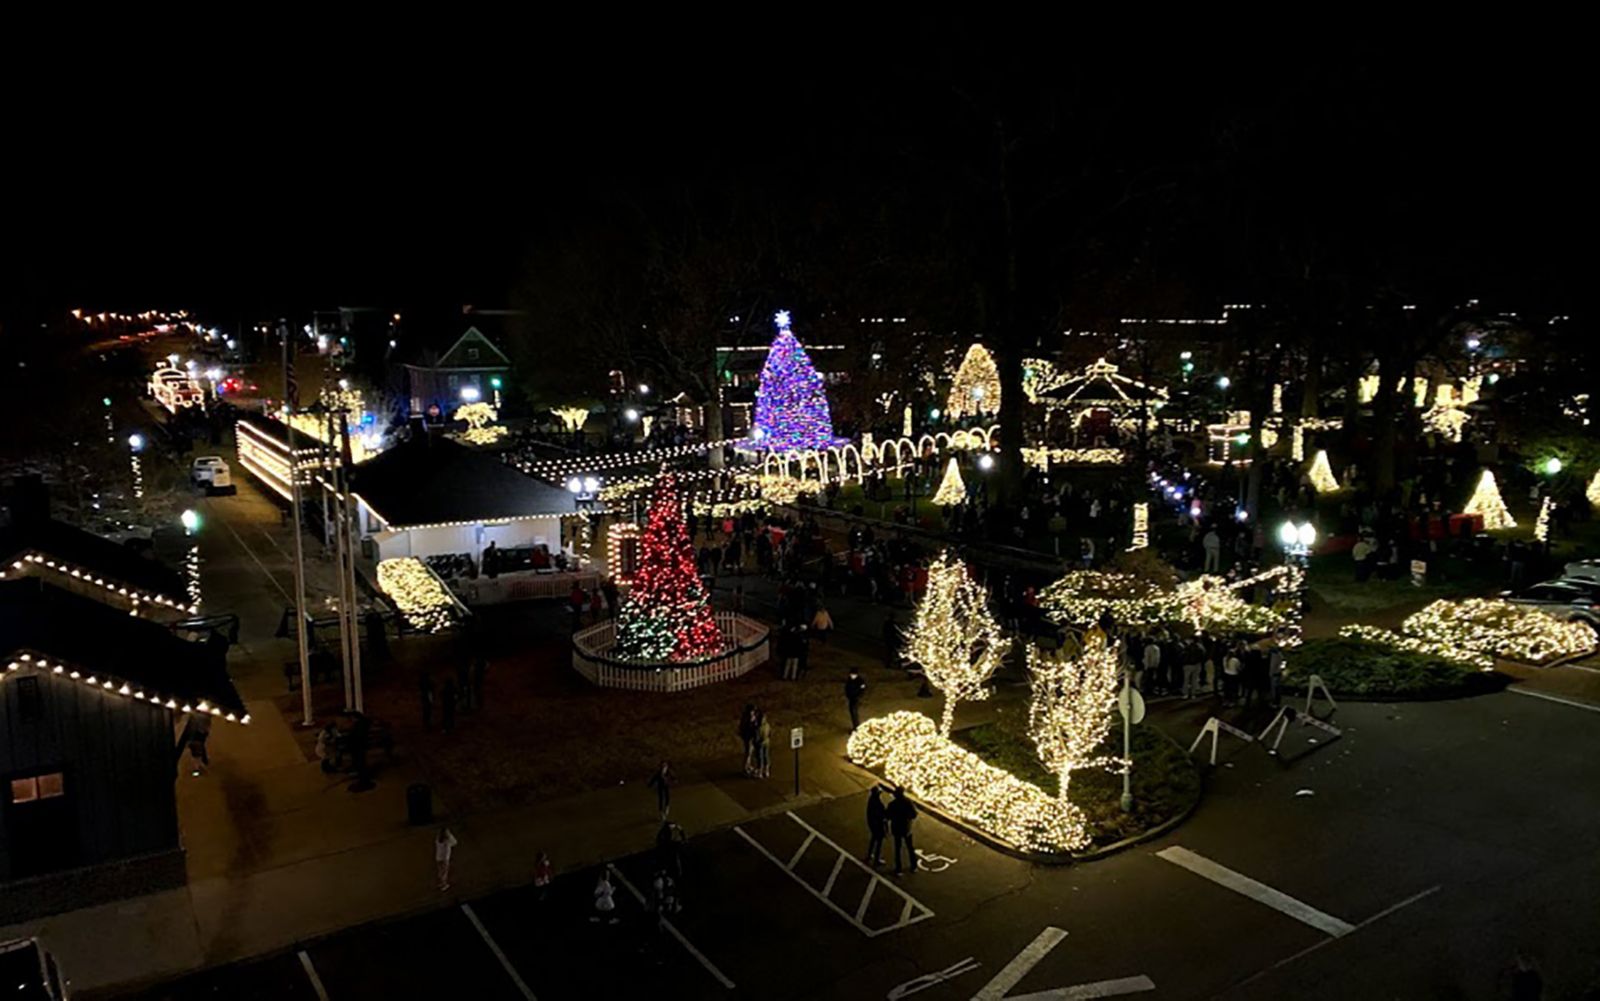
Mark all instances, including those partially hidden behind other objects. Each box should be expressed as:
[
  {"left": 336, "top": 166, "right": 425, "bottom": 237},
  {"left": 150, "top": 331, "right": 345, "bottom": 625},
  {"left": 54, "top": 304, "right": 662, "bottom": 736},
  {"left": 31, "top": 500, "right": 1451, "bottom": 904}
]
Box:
[
  {"left": 396, "top": 312, "right": 517, "bottom": 417},
  {"left": 0, "top": 578, "right": 245, "bottom": 922}
]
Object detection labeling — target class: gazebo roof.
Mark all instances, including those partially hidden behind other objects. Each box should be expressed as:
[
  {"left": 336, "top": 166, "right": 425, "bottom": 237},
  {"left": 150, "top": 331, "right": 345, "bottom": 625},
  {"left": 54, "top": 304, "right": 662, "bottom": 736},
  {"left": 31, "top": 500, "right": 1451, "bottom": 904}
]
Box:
[{"left": 1037, "top": 358, "right": 1169, "bottom": 410}]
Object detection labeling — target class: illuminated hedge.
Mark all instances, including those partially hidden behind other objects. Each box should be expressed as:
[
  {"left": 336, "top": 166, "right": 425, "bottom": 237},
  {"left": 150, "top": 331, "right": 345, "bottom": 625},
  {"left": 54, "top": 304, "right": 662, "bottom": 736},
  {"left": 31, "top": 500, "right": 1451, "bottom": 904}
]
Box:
[
  {"left": 1400, "top": 598, "right": 1596, "bottom": 665},
  {"left": 847, "top": 711, "right": 1089, "bottom": 853}
]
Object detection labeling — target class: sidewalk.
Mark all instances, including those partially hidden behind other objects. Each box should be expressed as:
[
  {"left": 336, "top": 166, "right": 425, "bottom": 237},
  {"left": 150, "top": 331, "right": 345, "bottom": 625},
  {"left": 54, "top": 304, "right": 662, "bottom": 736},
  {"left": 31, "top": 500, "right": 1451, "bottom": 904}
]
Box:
[{"left": 0, "top": 685, "right": 880, "bottom": 998}]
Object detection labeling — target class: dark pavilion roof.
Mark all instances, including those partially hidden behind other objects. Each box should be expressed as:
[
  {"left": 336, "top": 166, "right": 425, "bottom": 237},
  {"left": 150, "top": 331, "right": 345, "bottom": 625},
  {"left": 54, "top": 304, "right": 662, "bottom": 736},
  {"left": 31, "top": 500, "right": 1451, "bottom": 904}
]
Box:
[
  {"left": 0, "top": 578, "right": 246, "bottom": 719},
  {"left": 0, "top": 518, "right": 186, "bottom": 604},
  {"left": 352, "top": 435, "right": 574, "bottom": 529}
]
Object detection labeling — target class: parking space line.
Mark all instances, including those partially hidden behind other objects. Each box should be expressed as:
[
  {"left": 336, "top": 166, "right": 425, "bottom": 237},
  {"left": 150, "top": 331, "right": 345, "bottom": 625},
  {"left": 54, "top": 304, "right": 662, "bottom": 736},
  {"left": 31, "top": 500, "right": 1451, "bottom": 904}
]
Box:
[
  {"left": 1508, "top": 687, "right": 1600, "bottom": 712},
  {"left": 854, "top": 878, "right": 878, "bottom": 923},
  {"left": 736, "top": 811, "right": 934, "bottom": 937},
  {"left": 297, "top": 950, "right": 330, "bottom": 1001},
  {"left": 822, "top": 854, "right": 845, "bottom": 897},
  {"left": 1229, "top": 884, "right": 1440, "bottom": 992},
  {"left": 607, "top": 864, "right": 735, "bottom": 989},
  {"left": 1010, "top": 974, "right": 1156, "bottom": 999},
  {"left": 1155, "top": 846, "right": 1355, "bottom": 937},
  {"left": 461, "top": 904, "right": 537, "bottom": 1000},
  {"left": 973, "top": 927, "right": 1067, "bottom": 1000},
  {"left": 788, "top": 831, "right": 816, "bottom": 869}
]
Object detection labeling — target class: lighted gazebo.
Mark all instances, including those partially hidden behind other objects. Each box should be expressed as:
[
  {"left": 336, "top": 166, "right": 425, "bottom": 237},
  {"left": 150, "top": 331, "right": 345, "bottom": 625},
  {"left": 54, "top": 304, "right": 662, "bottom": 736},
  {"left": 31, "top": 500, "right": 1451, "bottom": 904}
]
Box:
[{"left": 1034, "top": 358, "right": 1169, "bottom": 446}]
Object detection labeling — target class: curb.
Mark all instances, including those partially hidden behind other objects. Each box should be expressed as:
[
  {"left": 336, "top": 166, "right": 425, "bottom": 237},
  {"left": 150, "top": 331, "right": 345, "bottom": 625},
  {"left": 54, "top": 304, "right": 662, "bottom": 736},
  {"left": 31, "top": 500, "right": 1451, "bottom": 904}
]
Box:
[{"left": 850, "top": 723, "right": 1203, "bottom": 867}]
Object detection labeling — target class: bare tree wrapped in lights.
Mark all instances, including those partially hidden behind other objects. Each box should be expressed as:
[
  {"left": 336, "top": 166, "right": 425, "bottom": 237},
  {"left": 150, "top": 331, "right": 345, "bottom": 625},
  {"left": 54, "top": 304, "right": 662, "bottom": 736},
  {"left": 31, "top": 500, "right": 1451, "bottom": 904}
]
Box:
[
  {"left": 903, "top": 552, "right": 1012, "bottom": 737},
  {"left": 1026, "top": 633, "right": 1127, "bottom": 804}
]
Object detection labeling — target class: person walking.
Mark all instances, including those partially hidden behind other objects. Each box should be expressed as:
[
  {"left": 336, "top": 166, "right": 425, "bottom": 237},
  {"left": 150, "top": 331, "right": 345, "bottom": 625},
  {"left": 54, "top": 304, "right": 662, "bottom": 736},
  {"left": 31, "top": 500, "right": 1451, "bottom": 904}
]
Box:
[
  {"left": 754, "top": 711, "right": 772, "bottom": 779},
  {"left": 1222, "top": 646, "right": 1243, "bottom": 705},
  {"left": 591, "top": 870, "right": 619, "bottom": 924},
  {"left": 1182, "top": 642, "right": 1203, "bottom": 700},
  {"left": 434, "top": 826, "right": 458, "bottom": 892},
  {"left": 887, "top": 786, "right": 918, "bottom": 875},
  {"left": 739, "top": 704, "right": 759, "bottom": 775},
  {"left": 845, "top": 669, "right": 867, "bottom": 732},
  {"left": 1142, "top": 638, "right": 1163, "bottom": 696},
  {"left": 419, "top": 671, "right": 435, "bottom": 730},
  {"left": 532, "top": 851, "right": 554, "bottom": 903},
  {"left": 648, "top": 761, "right": 673, "bottom": 818},
  {"left": 440, "top": 678, "right": 457, "bottom": 732},
  {"left": 812, "top": 601, "right": 834, "bottom": 644},
  {"left": 1267, "top": 643, "right": 1286, "bottom": 706},
  {"left": 865, "top": 786, "right": 887, "bottom": 866}
]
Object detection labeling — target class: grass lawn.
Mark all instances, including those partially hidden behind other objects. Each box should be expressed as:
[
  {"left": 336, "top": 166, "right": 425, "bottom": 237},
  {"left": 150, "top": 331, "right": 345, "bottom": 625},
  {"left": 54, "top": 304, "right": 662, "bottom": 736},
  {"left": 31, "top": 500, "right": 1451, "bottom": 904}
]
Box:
[
  {"left": 1287, "top": 636, "right": 1508, "bottom": 699},
  {"left": 954, "top": 707, "right": 1201, "bottom": 850}
]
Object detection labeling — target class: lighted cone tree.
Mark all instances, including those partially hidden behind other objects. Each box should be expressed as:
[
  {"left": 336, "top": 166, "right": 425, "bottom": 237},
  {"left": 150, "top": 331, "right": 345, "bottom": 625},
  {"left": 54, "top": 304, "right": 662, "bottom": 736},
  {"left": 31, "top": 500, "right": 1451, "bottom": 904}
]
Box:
[
  {"left": 1027, "top": 633, "right": 1126, "bottom": 802},
  {"left": 932, "top": 457, "right": 967, "bottom": 506},
  {"left": 1464, "top": 468, "right": 1516, "bottom": 530},
  {"left": 615, "top": 473, "right": 725, "bottom": 661},
  {"left": 1307, "top": 449, "right": 1340, "bottom": 493},
  {"left": 946, "top": 343, "right": 1001, "bottom": 421},
  {"left": 752, "top": 310, "right": 835, "bottom": 452},
  {"left": 903, "top": 552, "right": 1012, "bottom": 737}
]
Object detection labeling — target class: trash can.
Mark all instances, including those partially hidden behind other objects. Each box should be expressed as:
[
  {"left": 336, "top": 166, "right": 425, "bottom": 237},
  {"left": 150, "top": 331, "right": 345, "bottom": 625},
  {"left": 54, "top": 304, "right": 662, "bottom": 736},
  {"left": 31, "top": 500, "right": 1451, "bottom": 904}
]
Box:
[{"left": 406, "top": 782, "right": 433, "bottom": 825}]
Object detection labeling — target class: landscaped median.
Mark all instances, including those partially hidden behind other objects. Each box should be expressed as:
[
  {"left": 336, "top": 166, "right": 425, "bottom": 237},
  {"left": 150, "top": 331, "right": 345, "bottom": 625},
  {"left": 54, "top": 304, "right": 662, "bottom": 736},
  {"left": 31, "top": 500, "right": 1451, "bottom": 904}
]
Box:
[
  {"left": 1304, "top": 597, "right": 1597, "bottom": 700},
  {"left": 1291, "top": 634, "right": 1508, "bottom": 700},
  {"left": 847, "top": 708, "right": 1201, "bottom": 861}
]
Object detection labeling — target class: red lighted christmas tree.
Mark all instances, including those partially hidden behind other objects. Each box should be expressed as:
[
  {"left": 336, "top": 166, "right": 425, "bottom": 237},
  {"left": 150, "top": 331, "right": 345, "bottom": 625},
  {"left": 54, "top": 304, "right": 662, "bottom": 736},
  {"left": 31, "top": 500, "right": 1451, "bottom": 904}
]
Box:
[{"left": 615, "top": 472, "right": 726, "bottom": 661}]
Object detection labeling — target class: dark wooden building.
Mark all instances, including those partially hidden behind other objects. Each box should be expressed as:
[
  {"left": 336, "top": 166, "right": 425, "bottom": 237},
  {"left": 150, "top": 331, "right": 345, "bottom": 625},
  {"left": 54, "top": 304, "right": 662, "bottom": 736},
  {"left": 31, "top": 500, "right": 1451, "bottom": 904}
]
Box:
[{"left": 0, "top": 578, "right": 245, "bottom": 921}]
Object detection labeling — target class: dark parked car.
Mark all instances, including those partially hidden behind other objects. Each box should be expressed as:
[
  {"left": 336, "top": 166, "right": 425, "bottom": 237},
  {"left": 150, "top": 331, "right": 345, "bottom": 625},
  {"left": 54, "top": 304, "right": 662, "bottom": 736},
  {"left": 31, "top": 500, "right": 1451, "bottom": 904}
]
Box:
[{"left": 1499, "top": 579, "right": 1600, "bottom": 634}]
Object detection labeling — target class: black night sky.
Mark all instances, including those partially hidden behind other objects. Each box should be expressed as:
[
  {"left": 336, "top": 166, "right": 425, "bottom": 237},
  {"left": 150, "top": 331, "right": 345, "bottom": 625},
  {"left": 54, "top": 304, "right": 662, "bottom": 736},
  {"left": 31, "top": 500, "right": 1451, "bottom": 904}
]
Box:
[{"left": 2, "top": 32, "right": 1588, "bottom": 322}]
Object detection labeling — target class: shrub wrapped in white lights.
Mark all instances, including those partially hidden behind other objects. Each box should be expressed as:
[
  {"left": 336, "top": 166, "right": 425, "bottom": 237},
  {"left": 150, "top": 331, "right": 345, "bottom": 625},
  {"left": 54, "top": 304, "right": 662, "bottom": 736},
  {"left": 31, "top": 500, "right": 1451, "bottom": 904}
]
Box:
[
  {"left": 376, "top": 557, "right": 457, "bottom": 633},
  {"left": 847, "top": 711, "right": 1088, "bottom": 853},
  {"left": 1337, "top": 624, "right": 1495, "bottom": 671},
  {"left": 1401, "top": 598, "right": 1596, "bottom": 665}
]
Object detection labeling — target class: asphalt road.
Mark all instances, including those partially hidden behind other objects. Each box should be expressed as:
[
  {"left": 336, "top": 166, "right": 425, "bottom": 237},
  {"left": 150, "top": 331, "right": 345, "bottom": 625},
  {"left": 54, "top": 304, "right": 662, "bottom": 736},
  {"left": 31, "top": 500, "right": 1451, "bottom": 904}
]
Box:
[{"left": 114, "top": 686, "right": 1600, "bottom": 1000}]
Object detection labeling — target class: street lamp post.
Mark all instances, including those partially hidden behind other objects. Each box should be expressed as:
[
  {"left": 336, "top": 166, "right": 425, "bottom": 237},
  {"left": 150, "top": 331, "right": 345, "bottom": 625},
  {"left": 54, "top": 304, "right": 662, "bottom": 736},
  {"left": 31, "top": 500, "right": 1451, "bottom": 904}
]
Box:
[{"left": 1278, "top": 519, "right": 1316, "bottom": 637}]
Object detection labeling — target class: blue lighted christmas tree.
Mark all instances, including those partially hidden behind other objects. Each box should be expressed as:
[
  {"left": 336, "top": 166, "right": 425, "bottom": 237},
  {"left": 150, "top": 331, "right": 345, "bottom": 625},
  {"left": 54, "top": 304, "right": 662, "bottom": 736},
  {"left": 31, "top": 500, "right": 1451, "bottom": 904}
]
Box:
[{"left": 752, "top": 310, "right": 835, "bottom": 451}]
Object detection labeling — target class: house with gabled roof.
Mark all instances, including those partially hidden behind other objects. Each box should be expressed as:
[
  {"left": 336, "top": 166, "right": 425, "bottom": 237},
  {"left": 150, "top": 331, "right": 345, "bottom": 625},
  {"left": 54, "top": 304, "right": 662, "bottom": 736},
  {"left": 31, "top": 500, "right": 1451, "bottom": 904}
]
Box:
[{"left": 399, "top": 315, "right": 514, "bottom": 418}]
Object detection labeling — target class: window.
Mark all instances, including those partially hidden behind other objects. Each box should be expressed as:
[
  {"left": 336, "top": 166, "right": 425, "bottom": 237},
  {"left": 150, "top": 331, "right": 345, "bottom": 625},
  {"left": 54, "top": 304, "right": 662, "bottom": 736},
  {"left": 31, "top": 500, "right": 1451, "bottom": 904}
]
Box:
[
  {"left": 10, "top": 772, "right": 64, "bottom": 804},
  {"left": 17, "top": 675, "right": 40, "bottom": 722}
]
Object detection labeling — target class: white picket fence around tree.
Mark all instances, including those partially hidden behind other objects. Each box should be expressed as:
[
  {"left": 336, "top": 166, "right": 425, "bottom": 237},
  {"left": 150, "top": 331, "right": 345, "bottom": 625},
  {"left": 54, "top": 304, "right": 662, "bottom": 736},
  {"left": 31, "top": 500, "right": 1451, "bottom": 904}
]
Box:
[{"left": 571, "top": 612, "right": 770, "bottom": 692}]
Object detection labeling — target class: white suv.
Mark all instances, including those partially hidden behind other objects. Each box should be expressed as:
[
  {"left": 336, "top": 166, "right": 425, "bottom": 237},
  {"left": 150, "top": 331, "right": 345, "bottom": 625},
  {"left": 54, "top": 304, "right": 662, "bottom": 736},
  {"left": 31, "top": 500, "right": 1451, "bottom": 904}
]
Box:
[{"left": 191, "top": 456, "right": 235, "bottom": 495}]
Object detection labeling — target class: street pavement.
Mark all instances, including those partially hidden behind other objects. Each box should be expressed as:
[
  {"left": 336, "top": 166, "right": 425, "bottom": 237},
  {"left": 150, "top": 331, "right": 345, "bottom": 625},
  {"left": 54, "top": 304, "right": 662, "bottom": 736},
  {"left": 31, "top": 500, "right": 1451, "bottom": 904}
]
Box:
[{"left": 116, "top": 687, "right": 1600, "bottom": 999}]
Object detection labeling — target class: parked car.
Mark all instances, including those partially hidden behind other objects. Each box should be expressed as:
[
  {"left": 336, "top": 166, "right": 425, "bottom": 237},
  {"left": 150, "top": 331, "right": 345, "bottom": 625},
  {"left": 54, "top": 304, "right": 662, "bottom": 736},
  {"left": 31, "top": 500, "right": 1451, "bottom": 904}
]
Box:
[
  {"left": 1499, "top": 579, "right": 1600, "bottom": 634},
  {"left": 1563, "top": 558, "right": 1600, "bottom": 584},
  {"left": 0, "top": 937, "right": 70, "bottom": 999},
  {"left": 190, "top": 456, "right": 235, "bottom": 495}
]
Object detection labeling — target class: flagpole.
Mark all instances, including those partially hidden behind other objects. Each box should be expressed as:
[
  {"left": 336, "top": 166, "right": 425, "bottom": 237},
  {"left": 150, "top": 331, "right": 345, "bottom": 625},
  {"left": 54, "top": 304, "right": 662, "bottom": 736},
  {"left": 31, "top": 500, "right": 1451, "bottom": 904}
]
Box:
[{"left": 282, "top": 323, "right": 314, "bottom": 727}]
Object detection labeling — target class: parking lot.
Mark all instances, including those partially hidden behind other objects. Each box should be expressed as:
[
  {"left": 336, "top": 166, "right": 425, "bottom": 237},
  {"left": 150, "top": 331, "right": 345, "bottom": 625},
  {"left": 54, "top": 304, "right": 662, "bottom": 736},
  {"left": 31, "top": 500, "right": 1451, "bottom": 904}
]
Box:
[{"left": 119, "top": 690, "right": 1600, "bottom": 999}]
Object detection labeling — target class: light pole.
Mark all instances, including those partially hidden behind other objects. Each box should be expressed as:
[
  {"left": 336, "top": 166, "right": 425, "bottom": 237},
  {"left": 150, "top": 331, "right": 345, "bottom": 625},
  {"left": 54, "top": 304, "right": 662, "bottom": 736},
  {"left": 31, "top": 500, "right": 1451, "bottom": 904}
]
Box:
[{"left": 1278, "top": 519, "right": 1316, "bottom": 644}]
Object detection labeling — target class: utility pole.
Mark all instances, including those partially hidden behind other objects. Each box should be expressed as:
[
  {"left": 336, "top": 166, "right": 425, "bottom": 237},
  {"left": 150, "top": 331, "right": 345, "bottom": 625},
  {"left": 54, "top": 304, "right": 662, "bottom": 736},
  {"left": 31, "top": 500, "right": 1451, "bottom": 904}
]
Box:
[
  {"left": 339, "top": 413, "right": 364, "bottom": 713},
  {"left": 327, "top": 409, "right": 355, "bottom": 712},
  {"left": 282, "top": 324, "right": 314, "bottom": 726}
]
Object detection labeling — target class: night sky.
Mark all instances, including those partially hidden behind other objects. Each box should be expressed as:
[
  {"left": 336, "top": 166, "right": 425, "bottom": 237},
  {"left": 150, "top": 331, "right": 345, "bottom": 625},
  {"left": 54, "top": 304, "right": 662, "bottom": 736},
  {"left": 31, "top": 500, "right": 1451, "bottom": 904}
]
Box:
[{"left": 2, "top": 32, "right": 1587, "bottom": 323}]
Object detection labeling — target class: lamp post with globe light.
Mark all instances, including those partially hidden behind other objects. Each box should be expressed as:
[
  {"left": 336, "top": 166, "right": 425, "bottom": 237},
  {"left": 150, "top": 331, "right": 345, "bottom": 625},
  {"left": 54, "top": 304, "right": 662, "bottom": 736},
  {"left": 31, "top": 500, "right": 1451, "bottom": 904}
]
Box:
[{"left": 1279, "top": 518, "right": 1316, "bottom": 622}]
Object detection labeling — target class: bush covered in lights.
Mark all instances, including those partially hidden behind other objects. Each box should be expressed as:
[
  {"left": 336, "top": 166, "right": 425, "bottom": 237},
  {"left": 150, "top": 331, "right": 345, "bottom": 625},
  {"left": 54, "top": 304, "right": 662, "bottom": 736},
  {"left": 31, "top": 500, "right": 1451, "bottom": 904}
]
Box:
[
  {"left": 1291, "top": 635, "right": 1505, "bottom": 699},
  {"left": 1400, "top": 598, "right": 1596, "bottom": 665},
  {"left": 376, "top": 558, "right": 457, "bottom": 633},
  {"left": 848, "top": 711, "right": 1088, "bottom": 853}
]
